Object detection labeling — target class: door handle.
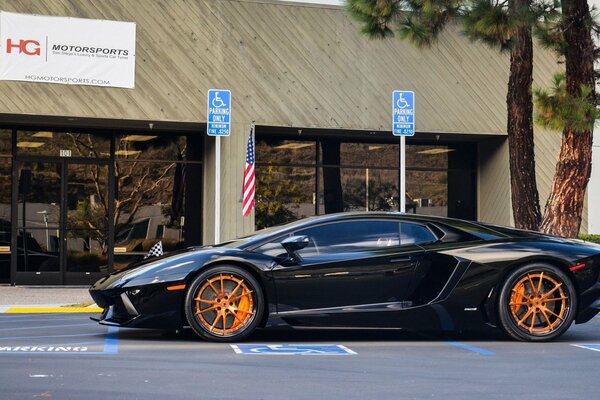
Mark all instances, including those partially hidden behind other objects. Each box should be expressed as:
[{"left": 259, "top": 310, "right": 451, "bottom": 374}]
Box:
[{"left": 389, "top": 257, "right": 413, "bottom": 263}]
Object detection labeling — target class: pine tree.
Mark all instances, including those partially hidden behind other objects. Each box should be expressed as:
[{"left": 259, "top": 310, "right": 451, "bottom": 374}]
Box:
[{"left": 534, "top": 0, "right": 598, "bottom": 237}]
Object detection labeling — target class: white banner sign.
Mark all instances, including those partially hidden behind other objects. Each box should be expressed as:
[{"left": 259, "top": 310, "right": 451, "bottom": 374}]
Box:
[{"left": 0, "top": 11, "right": 135, "bottom": 88}]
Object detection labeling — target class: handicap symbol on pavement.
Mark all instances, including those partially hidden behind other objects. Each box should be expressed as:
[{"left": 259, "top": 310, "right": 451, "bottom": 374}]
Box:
[{"left": 231, "top": 344, "right": 357, "bottom": 355}]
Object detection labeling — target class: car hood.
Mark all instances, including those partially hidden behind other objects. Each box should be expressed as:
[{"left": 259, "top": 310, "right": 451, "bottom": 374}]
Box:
[{"left": 92, "top": 247, "right": 246, "bottom": 289}]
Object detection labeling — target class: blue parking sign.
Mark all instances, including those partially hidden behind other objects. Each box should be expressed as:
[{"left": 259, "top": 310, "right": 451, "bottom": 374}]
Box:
[
  {"left": 207, "top": 89, "right": 231, "bottom": 136},
  {"left": 393, "top": 90, "right": 415, "bottom": 136}
]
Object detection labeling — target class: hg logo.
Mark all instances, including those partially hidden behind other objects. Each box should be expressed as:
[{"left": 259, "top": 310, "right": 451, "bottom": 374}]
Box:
[{"left": 6, "top": 38, "right": 41, "bottom": 56}]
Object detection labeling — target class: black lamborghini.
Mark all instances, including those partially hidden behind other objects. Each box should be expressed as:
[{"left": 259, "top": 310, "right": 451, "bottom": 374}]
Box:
[{"left": 90, "top": 212, "right": 600, "bottom": 342}]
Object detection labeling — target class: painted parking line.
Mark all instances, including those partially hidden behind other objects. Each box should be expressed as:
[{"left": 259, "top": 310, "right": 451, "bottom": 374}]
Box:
[
  {"left": 414, "top": 331, "right": 495, "bottom": 356},
  {"left": 446, "top": 341, "right": 495, "bottom": 356},
  {"left": 231, "top": 344, "right": 357, "bottom": 355},
  {"left": 0, "top": 313, "right": 119, "bottom": 355},
  {"left": 571, "top": 344, "right": 600, "bottom": 353}
]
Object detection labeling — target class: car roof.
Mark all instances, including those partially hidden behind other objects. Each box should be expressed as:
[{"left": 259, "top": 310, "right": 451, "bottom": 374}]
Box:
[{"left": 232, "top": 212, "right": 526, "bottom": 249}]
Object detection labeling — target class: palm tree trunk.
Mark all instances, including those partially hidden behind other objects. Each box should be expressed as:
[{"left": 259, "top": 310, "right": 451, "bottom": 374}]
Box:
[
  {"left": 507, "top": 6, "right": 542, "bottom": 230},
  {"left": 539, "top": 0, "right": 595, "bottom": 237}
]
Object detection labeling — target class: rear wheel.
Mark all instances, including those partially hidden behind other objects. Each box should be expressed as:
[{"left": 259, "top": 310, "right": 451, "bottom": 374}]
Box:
[
  {"left": 498, "top": 263, "right": 577, "bottom": 342},
  {"left": 185, "top": 266, "right": 264, "bottom": 342}
]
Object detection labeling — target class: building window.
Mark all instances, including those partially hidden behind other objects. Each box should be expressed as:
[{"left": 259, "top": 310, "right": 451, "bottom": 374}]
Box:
[
  {"left": 256, "top": 133, "right": 476, "bottom": 228},
  {"left": 113, "top": 133, "right": 202, "bottom": 270}
]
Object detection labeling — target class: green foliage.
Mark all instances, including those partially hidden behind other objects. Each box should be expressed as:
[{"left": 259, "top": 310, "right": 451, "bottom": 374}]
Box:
[
  {"left": 255, "top": 166, "right": 304, "bottom": 230},
  {"left": 345, "top": 0, "right": 401, "bottom": 38},
  {"left": 534, "top": 73, "right": 600, "bottom": 133},
  {"left": 461, "top": 0, "right": 514, "bottom": 51},
  {"left": 67, "top": 198, "right": 108, "bottom": 249},
  {"left": 533, "top": 9, "right": 565, "bottom": 55},
  {"left": 579, "top": 234, "right": 600, "bottom": 244}
]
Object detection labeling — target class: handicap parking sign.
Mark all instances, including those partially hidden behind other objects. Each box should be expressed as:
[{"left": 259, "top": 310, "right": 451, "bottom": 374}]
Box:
[
  {"left": 231, "top": 344, "right": 357, "bottom": 355},
  {"left": 207, "top": 89, "right": 231, "bottom": 136},
  {"left": 393, "top": 90, "right": 415, "bottom": 136}
]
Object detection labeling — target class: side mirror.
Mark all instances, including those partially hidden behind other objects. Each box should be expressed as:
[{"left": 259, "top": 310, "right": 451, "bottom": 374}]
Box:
[{"left": 281, "top": 235, "right": 309, "bottom": 263}]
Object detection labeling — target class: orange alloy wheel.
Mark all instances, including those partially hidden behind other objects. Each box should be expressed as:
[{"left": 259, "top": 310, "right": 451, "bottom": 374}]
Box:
[
  {"left": 193, "top": 274, "right": 255, "bottom": 336},
  {"left": 508, "top": 272, "right": 569, "bottom": 335}
]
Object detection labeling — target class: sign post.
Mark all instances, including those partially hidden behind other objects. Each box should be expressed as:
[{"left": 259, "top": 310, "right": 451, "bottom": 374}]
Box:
[
  {"left": 392, "top": 90, "right": 415, "bottom": 213},
  {"left": 207, "top": 89, "right": 231, "bottom": 244}
]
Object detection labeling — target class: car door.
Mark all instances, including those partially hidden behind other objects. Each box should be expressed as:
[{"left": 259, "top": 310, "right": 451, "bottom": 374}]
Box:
[{"left": 264, "top": 219, "right": 438, "bottom": 322}]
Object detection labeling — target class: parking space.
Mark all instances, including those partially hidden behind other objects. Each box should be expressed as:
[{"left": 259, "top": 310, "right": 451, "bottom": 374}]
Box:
[{"left": 0, "top": 313, "right": 599, "bottom": 399}]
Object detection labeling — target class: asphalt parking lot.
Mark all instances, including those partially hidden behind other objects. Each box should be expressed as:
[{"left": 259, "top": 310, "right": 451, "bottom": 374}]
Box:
[{"left": 0, "top": 313, "right": 599, "bottom": 400}]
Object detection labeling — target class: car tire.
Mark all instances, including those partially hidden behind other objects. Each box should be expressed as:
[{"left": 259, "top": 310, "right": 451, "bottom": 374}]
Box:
[
  {"left": 184, "top": 265, "right": 264, "bottom": 342},
  {"left": 497, "top": 263, "right": 577, "bottom": 342}
]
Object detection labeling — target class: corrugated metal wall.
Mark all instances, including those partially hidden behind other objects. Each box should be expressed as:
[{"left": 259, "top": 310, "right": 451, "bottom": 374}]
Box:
[{"left": 0, "top": 0, "right": 579, "bottom": 239}]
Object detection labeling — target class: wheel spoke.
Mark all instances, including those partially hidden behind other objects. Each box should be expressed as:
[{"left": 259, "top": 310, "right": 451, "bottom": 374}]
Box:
[
  {"left": 209, "top": 315, "right": 219, "bottom": 332},
  {"left": 229, "top": 280, "right": 244, "bottom": 297},
  {"left": 537, "top": 272, "right": 544, "bottom": 294},
  {"left": 517, "top": 307, "right": 534, "bottom": 327},
  {"left": 541, "top": 283, "right": 562, "bottom": 300},
  {"left": 196, "top": 305, "right": 218, "bottom": 315},
  {"left": 219, "top": 274, "right": 225, "bottom": 294},
  {"left": 207, "top": 281, "right": 220, "bottom": 295},
  {"left": 509, "top": 301, "right": 530, "bottom": 306},
  {"left": 538, "top": 307, "right": 553, "bottom": 330},
  {"left": 529, "top": 309, "right": 537, "bottom": 333},
  {"left": 221, "top": 313, "right": 227, "bottom": 335},
  {"left": 527, "top": 274, "right": 536, "bottom": 295},
  {"left": 195, "top": 297, "right": 217, "bottom": 304},
  {"left": 542, "top": 296, "right": 567, "bottom": 303},
  {"left": 230, "top": 290, "right": 253, "bottom": 302},
  {"left": 541, "top": 306, "right": 564, "bottom": 321}
]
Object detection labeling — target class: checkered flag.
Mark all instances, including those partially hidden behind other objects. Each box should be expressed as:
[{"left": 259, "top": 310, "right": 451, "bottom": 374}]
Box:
[{"left": 144, "top": 241, "right": 163, "bottom": 259}]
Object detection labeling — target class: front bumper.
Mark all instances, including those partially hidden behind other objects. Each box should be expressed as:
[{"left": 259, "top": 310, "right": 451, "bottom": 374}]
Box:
[{"left": 89, "top": 282, "right": 187, "bottom": 330}]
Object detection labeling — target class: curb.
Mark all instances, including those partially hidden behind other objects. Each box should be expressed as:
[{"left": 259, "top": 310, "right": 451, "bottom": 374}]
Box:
[{"left": 0, "top": 305, "right": 103, "bottom": 314}]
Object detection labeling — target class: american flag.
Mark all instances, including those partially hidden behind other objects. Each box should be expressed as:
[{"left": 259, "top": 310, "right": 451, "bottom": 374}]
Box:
[{"left": 242, "top": 126, "right": 255, "bottom": 216}]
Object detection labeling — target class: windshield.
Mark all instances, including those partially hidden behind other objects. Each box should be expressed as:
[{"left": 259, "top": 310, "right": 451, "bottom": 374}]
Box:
[{"left": 214, "top": 216, "right": 324, "bottom": 248}]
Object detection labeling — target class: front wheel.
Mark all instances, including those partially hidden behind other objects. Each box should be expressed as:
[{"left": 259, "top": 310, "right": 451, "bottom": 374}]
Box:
[
  {"left": 497, "top": 263, "right": 577, "bottom": 342},
  {"left": 184, "top": 266, "right": 264, "bottom": 342}
]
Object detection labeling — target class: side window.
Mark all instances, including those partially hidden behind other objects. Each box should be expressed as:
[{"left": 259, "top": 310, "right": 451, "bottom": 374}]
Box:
[
  {"left": 295, "top": 220, "right": 401, "bottom": 257},
  {"left": 400, "top": 222, "right": 436, "bottom": 245},
  {"left": 253, "top": 220, "right": 436, "bottom": 258}
]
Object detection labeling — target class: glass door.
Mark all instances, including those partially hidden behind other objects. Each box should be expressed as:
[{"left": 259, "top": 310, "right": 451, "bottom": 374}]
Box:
[
  {"left": 64, "top": 162, "right": 110, "bottom": 284},
  {"left": 15, "top": 160, "right": 62, "bottom": 284},
  {"left": 14, "top": 158, "right": 111, "bottom": 285}
]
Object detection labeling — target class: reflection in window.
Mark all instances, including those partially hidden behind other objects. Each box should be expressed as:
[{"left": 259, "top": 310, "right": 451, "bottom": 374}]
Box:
[
  {"left": 406, "top": 170, "right": 448, "bottom": 217},
  {"left": 256, "top": 139, "right": 316, "bottom": 165},
  {"left": 296, "top": 220, "right": 401, "bottom": 256},
  {"left": 0, "top": 158, "right": 11, "bottom": 281},
  {"left": 255, "top": 165, "right": 314, "bottom": 229},
  {"left": 16, "top": 131, "right": 110, "bottom": 157},
  {"left": 0, "top": 129, "right": 11, "bottom": 155},
  {"left": 255, "top": 136, "right": 476, "bottom": 228},
  {"left": 114, "top": 160, "right": 187, "bottom": 270},
  {"left": 116, "top": 134, "right": 187, "bottom": 160}
]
